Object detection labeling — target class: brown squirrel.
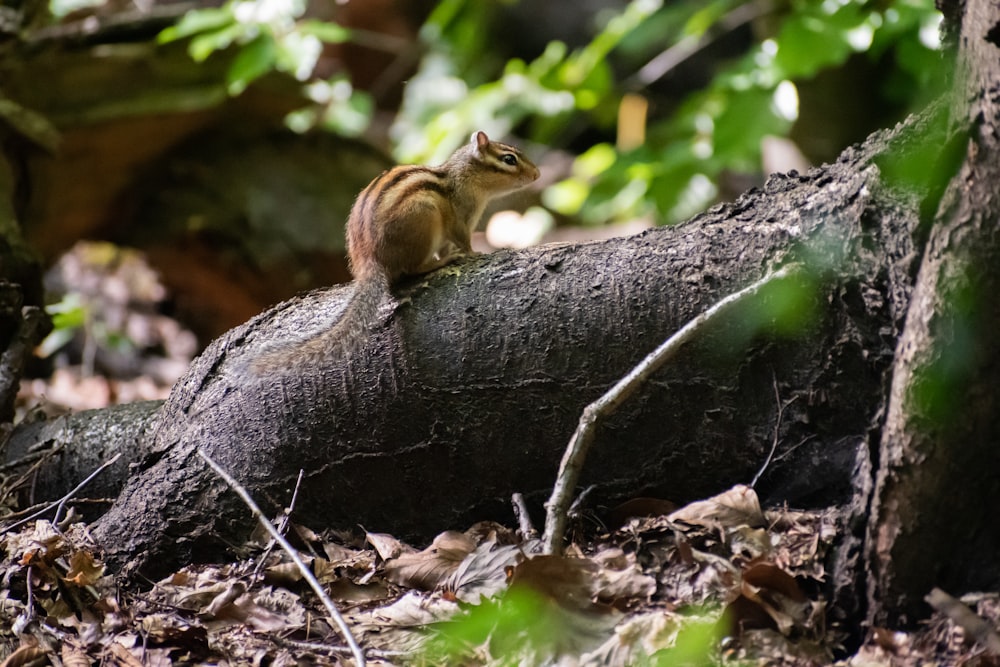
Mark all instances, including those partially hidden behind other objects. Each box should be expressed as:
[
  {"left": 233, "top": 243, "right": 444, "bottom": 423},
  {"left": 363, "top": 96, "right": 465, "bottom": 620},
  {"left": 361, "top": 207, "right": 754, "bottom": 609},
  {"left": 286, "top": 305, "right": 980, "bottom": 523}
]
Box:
[{"left": 245, "top": 131, "right": 539, "bottom": 374}]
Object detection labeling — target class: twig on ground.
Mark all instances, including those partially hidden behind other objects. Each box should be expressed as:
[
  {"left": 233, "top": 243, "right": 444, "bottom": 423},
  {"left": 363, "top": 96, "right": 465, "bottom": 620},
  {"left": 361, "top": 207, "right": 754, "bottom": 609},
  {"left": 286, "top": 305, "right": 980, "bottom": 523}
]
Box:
[
  {"left": 772, "top": 435, "right": 814, "bottom": 463},
  {"left": 751, "top": 372, "right": 799, "bottom": 488},
  {"left": 541, "top": 263, "right": 803, "bottom": 555},
  {"left": 511, "top": 493, "right": 537, "bottom": 539},
  {"left": 567, "top": 484, "right": 597, "bottom": 519},
  {"left": 252, "top": 469, "right": 306, "bottom": 583},
  {"left": 0, "top": 498, "right": 111, "bottom": 523},
  {"left": 0, "top": 441, "right": 63, "bottom": 474},
  {"left": 197, "top": 450, "right": 366, "bottom": 667},
  {"left": 1, "top": 442, "right": 65, "bottom": 511},
  {"left": 2, "top": 452, "right": 122, "bottom": 534}
]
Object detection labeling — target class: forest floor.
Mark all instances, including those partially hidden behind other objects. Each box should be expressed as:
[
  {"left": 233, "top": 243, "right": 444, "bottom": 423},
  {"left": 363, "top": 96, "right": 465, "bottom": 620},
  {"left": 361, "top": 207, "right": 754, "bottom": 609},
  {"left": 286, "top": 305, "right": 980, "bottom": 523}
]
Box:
[
  {"left": 0, "top": 480, "right": 994, "bottom": 666},
  {"left": 1, "top": 243, "right": 996, "bottom": 666}
]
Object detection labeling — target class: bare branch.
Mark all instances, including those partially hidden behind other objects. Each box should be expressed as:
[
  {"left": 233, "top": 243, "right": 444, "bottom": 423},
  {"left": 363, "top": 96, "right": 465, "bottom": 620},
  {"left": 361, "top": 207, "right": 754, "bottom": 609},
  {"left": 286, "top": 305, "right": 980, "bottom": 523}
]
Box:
[
  {"left": 2, "top": 452, "right": 122, "bottom": 534},
  {"left": 197, "top": 450, "right": 366, "bottom": 667},
  {"left": 542, "top": 263, "right": 803, "bottom": 554}
]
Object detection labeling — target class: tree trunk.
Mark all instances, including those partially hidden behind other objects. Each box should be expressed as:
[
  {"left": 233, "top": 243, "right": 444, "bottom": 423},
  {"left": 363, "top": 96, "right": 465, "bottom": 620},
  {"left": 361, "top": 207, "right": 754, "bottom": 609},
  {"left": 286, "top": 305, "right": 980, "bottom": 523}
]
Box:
[
  {"left": 866, "top": 0, "right": 1000, "bottom": 626},
  {"left": 91, "top": 116, "right": 930, "bottom": 583},
  {"left": 0, "top": 139, "right": 51, "bottom": 427}
]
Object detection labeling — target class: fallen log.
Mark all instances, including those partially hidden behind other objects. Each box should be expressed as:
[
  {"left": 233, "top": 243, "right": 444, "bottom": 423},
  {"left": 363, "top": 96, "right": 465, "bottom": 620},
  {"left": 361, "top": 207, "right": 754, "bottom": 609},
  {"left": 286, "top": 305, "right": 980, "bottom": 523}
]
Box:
[{"left": 90, "top": 118, "right": 924, "bottom": 583}]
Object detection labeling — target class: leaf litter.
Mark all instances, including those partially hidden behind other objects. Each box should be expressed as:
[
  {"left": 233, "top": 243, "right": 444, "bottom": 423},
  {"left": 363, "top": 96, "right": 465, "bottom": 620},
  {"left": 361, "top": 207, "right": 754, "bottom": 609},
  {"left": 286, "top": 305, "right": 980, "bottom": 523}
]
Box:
[{"left": 0, "top": 486, "right": 995, "bottom": 665}]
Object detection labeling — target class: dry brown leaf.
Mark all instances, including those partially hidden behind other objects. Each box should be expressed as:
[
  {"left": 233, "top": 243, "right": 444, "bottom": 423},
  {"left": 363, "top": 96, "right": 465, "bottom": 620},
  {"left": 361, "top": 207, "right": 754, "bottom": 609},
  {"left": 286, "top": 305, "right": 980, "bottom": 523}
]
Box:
[
  {"left": 202, "top": 585, "right": 304, "bottom": 633},
  {"left": 326, "top": 578, "right": 391, "bottom": 603},
  {"left": 731, "top": 627, "right": 834, "bottom": 663},
  {"left": 591, "top": 548, "right": 657, "bottom": 605},
  {"left": 291, "top": 522, "right": 321, "bottom": 543},
  {"left": 660, "top": 548, "right": 738, "bottom": 606},
  {"left": 767, "top": 507, "right": 840, "bottom": 580},
  {"left": 0, "top": 641, "right": 46, "bottom": 667},
  {"left": 63, "top": 550, "right": 104, "bottom": 587},
  {"left": 726, "top": 525, "right": 773, "bottom": 561},
  {"left": 606, "top": 498, "right": 679, "bottom": 530},
  {"left": 668, "top": 485, "right": 765, "bottom": 530},
  {"left": 582, "top": 610, "right": 718, "bottom": 666},
  {"left": 508, "top": 555, "right": 598, "bottom": 610},
  {"left": 366, "top": 531, "right": 411, "bottom": 560},
  {"left": 168, "top": 571, "right": 192, "bottom": 586},
  {"left": 730, "top": 562, "right": 812, "bottom": 637},
  {"left": 263, "top": 560, "right": 304, "bottom": 586},
  {"left": 137, "top": 648, "right": 174, "bottom": 667},
  {"left": 384, "top": 531, "right": 476, "bottom": 590},
  {"left": 872, "top": 626, "right": 904, "bottom": 652},
  {"left": 346, "top": 591, "right": 460, "bottom": 651},
  {"left": 322, "top": 541, "right": 355, "bottom": 562},
  {"left": 107, "top": 642, "right": 144, "bottom": 667},
  {"left": 4, "top": 522, "right": 65, "bottom": 564},
  {"left": 60, "top": 642, "right": 90, "bottom": 667},
  {"left": 203, "top": 582, "right": 247, "bottom": 617},
  {"left": 490, "top": 555, "right": 620, "bottom": 661},
  {"left": 742, "top": 562, "right": 806, "bottom": 603},
  {"left": 445, "top": 540, "right": 522, "bottom": 603}
]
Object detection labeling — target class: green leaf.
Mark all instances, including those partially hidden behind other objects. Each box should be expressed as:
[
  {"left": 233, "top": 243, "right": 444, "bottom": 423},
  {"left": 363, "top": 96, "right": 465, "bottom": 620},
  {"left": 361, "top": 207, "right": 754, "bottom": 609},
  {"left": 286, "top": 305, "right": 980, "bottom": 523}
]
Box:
[
  {"left": 39, "top": 295, "right": 87, "bottom": 357},
  {"left": 158, "top": 7, "right": 234, "bottom": 44},
  {"left": 543, "top": 177, "right": 589, "bottom": 216},
  {"left": 227, "top": 33, "right": 277, "bottom": 95},
  {"left": 321, "top": 89, "right": 373, "bottom": 137},
  {"left": 683, "top": 0, "right": 733, "bottom": 38},
  {"left": 275, "top": 32, "right": 322, "bottom": 80},
  {"left": 297, "top": 19, "right": 351, "bottom": 43},
  {"left": 650, "top": 618, "right": 720, "bottom": 666},
  {"left": 188, "top": 22, "right": 251, "bottom": 62},
  {"left": 37, "top": 328, "right": 76, "bottom": 358},
  {"left": 712, "top": 87, "right": 789, "bottom": 169}
]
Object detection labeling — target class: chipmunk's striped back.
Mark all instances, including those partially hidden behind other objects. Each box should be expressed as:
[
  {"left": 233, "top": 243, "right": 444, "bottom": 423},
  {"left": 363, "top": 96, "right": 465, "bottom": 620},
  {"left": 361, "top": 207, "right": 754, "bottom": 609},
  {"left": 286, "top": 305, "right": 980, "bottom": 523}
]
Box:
[{"left": 352, "top": 165, "right": 451, "bottom": 238}]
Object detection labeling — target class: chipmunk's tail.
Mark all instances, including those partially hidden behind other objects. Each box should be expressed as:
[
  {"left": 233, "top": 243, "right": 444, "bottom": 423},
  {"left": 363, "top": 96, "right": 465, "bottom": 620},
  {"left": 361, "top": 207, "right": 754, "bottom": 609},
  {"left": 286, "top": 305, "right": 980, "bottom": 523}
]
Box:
[{"left": 242, "top": 271, "right": 389, "bottom": 376}]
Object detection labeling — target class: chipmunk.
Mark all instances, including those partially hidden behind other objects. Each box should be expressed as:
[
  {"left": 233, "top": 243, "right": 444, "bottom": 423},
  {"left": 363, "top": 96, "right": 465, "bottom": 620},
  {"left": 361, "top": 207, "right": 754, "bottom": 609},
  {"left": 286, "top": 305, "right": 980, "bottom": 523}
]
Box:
[{"left": 246, "top": 131, "right": 539, "bottom": 374}]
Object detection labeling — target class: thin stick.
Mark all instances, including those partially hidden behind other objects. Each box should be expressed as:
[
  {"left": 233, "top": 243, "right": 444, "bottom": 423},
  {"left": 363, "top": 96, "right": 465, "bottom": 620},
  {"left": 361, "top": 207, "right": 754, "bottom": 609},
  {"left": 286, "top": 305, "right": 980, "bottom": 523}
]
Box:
[
  {"left": 252, "top": 469, "right": 306, "bottom": 582},
  {"left": 197, "top": 450, "right": 366, "bottom": 667},
  {"left": 511, "top": 493, "right": 536, "bottom": 540},
  {"left": 541, "top": 264, "right": 802, "bottom": 555},
  {"left": 2, "top": 452, "right": 122, "bottom": 534},
  {"left": 751, "top": 372, "right": 798, "bottom": 488},
  {"left": 0, "top": 442, "right": 63, "bottom": 473}
]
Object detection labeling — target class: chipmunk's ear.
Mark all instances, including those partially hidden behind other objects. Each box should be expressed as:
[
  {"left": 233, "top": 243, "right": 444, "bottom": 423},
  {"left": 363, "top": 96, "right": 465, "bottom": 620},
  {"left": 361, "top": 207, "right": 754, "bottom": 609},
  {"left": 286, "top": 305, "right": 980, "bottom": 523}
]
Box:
[{"left": 472, "top": 131, "right": 490, "bottom": 152}]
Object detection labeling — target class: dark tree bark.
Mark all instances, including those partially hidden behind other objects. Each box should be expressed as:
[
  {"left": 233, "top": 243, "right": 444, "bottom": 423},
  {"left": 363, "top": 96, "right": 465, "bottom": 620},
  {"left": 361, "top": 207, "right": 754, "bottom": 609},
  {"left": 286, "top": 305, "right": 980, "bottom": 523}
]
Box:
[
  {"left": 4, "top": 401, "right": 161, "bottom": 513},
  {"left": 90, "top": 115, "right": 930, "bottom": 583},
  {"left": 0, "top": 141, "right": 51, "bottom": 428},
  {"left": 866, "top": 0, "right": 1000, "bottom": 626}
]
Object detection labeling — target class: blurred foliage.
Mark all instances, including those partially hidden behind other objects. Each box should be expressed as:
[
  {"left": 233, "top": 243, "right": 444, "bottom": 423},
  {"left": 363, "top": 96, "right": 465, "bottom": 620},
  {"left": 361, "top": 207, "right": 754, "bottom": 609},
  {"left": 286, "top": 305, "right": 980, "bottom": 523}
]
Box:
[
  {"left": 155, "top": 0, "right": 946, "bottom": 226},
  {"left": 421, "top": 584, "right": 721, "bottom": 665},
  {"left": 157, "top": 0, "right": 372, "bottom": 135},
  {"left": 397, "top": 0, "right": 946, "bottom": 225}
]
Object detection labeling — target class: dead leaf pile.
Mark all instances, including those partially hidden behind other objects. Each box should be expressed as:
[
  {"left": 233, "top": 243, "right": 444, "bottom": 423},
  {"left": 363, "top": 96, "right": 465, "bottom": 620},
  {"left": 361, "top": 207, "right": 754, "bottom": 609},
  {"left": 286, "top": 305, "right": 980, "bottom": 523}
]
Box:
[{"left": 1, "top": 486, "right": 996, "bottom": 665}]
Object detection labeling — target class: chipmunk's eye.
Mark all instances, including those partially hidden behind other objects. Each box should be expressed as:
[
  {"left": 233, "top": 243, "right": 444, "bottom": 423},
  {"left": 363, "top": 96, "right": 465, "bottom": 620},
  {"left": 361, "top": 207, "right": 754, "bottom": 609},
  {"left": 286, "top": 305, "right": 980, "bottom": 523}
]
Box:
[{"left": 501, "top": 154, "right": 518, "bottom": 166}]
